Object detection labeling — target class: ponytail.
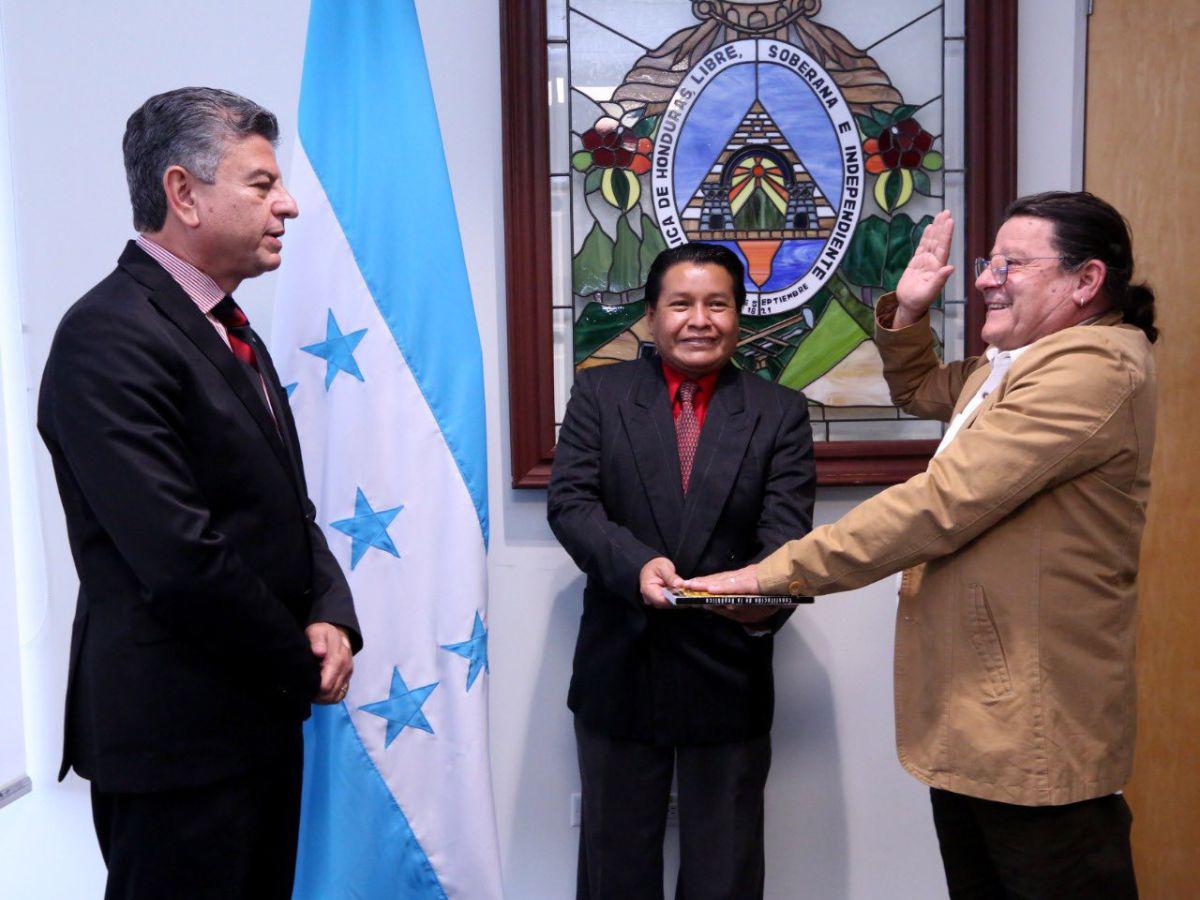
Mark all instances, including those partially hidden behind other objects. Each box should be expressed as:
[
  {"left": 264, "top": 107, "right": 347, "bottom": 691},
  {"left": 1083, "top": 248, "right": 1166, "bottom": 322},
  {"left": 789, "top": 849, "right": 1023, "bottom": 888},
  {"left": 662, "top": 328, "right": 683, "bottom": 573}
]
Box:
[{"left": 1121, "top": 282, "right": 1158, "bottom": 343}]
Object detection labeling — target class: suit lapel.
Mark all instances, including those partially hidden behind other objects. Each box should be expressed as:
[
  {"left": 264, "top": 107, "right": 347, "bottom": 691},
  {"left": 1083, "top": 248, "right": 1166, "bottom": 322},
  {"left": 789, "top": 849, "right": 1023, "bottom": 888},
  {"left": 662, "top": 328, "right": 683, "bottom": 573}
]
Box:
[
  {"left": 118, "top": 243, "right": 299, "bottom": 492},
  {"left": 252, "top": 334, "right": 306, "bottom": 490},
  {"left": 953, "top": 365, "right": 993, "bottom": 433},
  {"left": 673, "top": 366, "right": 756, "bottom": 576},
  {"left": 619, "top": 358, "right": 683, "bottom": 552}
]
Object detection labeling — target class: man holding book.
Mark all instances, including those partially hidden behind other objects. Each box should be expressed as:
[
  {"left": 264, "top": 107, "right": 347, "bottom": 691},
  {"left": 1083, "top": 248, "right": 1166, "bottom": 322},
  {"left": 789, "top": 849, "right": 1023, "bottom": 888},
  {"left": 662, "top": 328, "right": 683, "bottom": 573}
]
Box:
[{"left": 548, "top": 243, "right": 816, "bottom": 899}]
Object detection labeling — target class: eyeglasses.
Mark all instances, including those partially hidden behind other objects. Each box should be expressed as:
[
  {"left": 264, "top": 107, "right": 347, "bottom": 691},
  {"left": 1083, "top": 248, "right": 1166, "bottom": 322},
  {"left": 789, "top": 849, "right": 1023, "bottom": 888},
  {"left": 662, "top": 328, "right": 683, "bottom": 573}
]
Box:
[{"left": 973, "top": 255, "right": 1068, "bottom": 286}]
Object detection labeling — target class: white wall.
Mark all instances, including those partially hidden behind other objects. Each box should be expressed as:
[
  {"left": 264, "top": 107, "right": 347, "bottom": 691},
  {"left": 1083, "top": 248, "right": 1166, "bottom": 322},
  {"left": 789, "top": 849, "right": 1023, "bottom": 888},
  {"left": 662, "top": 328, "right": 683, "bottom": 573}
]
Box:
[
  {"left": 0, "top": 1, "right": 1087, "bottom": 897},
  {"left": 0, "top": 2, "right": 310, "bottom": 896},
  {"left": 0, "top": 16, "right": 31, "bottom": 809},
  {"left": 1017, "top": 0, "right": 1090, "bottom": 195}
]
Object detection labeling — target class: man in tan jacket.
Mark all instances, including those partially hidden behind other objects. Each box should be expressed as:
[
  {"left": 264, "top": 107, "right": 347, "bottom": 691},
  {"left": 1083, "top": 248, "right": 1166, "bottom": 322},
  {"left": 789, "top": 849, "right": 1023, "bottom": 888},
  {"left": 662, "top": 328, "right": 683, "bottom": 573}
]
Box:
[{"left": 686, "top": 193, "right": 1156, "bottom": 898}]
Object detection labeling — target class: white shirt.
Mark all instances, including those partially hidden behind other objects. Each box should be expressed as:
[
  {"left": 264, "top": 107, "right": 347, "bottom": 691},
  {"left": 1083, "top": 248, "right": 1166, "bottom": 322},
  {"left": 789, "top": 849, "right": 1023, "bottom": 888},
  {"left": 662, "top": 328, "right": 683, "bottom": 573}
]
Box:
[{"left": 933, "top": 344, "right": 1032, "bottom": 457}]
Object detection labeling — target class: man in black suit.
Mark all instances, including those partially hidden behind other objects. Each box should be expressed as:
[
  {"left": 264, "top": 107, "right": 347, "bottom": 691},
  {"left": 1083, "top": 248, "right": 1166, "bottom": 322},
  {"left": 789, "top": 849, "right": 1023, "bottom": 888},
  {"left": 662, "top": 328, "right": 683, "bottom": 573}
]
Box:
[
  {"left": 548, "top": 243, "right": 816, "bottom": 899},
  {"left": 37, "top": 87, "right": 360, "bottom": 899}
]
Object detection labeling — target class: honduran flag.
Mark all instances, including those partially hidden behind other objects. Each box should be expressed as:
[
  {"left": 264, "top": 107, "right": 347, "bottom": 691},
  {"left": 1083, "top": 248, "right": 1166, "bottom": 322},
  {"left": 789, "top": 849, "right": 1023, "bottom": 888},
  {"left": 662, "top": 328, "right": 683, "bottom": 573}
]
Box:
[{"left": 271, "top": 1, "right": 502, "bottom": 896}]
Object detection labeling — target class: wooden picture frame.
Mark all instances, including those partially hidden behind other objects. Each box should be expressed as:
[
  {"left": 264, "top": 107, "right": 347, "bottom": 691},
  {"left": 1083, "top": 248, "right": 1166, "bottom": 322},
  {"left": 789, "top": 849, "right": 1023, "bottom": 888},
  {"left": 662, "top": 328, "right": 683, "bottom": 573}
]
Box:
[{"left": 501, "top": 0, "right": 1017, "bottom": 488}]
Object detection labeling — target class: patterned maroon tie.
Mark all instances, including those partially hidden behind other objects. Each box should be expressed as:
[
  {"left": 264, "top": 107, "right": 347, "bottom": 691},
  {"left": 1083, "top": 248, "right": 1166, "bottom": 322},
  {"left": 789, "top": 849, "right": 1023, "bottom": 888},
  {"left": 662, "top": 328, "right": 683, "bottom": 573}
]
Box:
[
  {"left": 211, "top": 296, "right": 260, "bottom": 372},
  {"left": 676, "top": 380, "right": 701, "bottom": 493}
]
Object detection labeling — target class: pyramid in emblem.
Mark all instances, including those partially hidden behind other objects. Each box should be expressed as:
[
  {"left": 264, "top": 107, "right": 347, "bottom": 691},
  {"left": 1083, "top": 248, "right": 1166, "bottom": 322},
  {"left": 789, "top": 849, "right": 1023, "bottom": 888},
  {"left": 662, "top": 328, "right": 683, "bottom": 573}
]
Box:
[{"left": 683, "top": 100, "right": 836, "bottom": 241}]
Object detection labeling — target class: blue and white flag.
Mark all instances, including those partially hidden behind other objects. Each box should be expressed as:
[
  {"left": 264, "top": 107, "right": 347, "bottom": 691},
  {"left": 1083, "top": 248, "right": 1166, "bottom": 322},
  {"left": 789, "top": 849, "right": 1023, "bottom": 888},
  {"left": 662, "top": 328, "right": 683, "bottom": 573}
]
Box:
[{"left": 271, "top": 2, "right": 501, "bottom": 896}]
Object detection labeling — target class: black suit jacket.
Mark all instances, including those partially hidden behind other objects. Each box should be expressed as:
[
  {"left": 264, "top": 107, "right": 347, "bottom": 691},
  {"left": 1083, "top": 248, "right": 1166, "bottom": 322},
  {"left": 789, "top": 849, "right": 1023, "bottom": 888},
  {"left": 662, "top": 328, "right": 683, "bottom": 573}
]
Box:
[
  {"left": 548, "top": 356, "right": 815, "bottom": 745},
  {"left": 37, "top": 242, "right": 360, "bottom": 793}
]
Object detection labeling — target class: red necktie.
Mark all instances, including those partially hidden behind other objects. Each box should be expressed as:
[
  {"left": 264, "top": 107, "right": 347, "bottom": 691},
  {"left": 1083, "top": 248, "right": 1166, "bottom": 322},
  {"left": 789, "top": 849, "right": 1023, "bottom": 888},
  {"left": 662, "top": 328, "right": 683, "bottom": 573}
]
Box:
[
  {"left": 676, "top": 380, "right": 700, "bottom": 493},
  {"left": 211, "top": 296, "right": 259, "bottom": 372}
]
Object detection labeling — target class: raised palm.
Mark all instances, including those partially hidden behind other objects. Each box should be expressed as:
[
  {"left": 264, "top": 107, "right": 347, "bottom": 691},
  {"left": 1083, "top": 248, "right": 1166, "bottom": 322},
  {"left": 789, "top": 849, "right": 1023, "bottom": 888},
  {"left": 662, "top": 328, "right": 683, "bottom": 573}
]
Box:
[{"left": 894, "top": 209, "right": 955, "bottom": 324}]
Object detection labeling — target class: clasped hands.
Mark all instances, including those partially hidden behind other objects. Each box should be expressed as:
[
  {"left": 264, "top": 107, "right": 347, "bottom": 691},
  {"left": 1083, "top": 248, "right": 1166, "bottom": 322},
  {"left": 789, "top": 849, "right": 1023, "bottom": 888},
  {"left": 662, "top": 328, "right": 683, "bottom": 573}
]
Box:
[{"left": 639, "top": 557, "right": 774, "bottom": 624}]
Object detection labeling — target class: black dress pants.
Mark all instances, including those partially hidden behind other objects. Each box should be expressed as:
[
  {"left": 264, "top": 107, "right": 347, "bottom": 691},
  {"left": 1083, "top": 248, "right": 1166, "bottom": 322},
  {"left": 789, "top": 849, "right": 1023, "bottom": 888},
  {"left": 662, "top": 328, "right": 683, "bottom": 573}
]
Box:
[
  {"left": 575, "top": 717, "right": 771, "bottom": 900},
  {"left": 90, "top": 736, "right": 304, "bottom": 900},
  {"left": 930, "top": 787, "right": 1137, "bottom": 899}
]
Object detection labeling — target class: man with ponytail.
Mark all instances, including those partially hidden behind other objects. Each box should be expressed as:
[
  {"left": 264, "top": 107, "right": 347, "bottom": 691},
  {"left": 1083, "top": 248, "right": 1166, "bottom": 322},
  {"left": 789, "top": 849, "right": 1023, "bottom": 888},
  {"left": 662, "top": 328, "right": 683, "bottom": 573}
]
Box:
[{"left": 687, "top": 192, "right": 1156, "bottom": 898}]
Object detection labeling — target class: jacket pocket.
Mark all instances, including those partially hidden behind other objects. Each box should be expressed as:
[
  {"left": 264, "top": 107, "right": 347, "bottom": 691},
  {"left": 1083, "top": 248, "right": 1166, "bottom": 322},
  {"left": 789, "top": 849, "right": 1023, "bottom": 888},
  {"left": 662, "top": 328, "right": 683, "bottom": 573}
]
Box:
[{"left": 966, "top": 583, "right": 1014, "bottom": 700}]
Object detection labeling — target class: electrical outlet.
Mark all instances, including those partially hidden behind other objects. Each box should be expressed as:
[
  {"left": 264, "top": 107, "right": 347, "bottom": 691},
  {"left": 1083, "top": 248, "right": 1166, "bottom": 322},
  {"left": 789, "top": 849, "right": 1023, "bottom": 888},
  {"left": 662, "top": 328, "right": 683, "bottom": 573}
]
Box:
[{"left": 570, "top": 792, "right": 582, "bottom": 827}]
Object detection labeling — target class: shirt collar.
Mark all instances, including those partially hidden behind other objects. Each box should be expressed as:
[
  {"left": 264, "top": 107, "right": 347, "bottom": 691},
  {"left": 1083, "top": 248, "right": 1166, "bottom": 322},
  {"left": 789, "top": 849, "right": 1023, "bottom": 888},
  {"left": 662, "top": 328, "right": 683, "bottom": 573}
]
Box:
[
  {"left": 661, "top": 359, "right": 722, "bottom": 403},
  {"left": 985, "top": 343, "right": 1032, "bottom": 365},
  {"left": 985, "top": 313, "right": 1113, "bottom": 365},
  {"left": 135, "top": 234, "right": 226, "bottom": 314}
]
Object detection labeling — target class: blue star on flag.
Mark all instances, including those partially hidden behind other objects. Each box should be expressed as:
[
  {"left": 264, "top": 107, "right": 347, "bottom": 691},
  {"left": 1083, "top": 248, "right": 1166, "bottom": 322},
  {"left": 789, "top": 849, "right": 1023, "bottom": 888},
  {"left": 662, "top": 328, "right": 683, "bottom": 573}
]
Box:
[
  {"left": 359, "top": 667, "right": 438, "bottom": 747},
  {"left": 331, "top": 488, "right": 403, "bottom": 569},
  {"left": 301, "top": 309, "right": 367, "bottom": 390},
  {"left": 441, "top": 611, "right": 489, "bottom": 691}
]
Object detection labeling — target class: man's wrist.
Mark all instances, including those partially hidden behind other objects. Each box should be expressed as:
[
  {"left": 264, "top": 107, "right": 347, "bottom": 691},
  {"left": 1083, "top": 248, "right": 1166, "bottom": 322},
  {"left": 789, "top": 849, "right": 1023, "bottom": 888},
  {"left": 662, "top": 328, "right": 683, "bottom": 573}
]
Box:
[{"left": 876, "top": 293, "right": 928, "bottom": 333}]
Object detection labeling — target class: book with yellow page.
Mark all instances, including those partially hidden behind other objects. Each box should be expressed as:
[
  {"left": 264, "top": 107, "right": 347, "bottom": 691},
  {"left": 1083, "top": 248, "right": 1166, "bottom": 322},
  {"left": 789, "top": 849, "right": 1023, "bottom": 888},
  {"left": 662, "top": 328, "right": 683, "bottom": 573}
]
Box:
[{"left": 663, "top": 588, "right": 813, "bottom": 607}]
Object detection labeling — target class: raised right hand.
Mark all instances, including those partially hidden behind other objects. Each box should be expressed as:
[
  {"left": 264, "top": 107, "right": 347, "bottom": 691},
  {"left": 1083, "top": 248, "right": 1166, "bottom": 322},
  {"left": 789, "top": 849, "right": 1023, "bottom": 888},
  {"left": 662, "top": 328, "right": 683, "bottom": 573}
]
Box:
[{"left": 893, "top": 209, "right": 956, "bottom": 328}]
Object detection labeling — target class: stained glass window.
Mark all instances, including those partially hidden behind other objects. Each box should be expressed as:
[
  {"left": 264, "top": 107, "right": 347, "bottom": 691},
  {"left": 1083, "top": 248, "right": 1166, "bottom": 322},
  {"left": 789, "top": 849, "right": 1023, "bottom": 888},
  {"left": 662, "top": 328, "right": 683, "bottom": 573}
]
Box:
[{"left": 545, "top": 0, "right": 969, "bottom": 443}]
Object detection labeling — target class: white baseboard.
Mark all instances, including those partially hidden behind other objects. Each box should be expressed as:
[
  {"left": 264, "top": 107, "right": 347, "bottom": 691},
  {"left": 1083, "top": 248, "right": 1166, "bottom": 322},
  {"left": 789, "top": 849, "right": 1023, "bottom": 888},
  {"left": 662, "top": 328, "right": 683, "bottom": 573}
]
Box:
[{"left": 0, "top": 775, "right": 32, "bottom": 810}]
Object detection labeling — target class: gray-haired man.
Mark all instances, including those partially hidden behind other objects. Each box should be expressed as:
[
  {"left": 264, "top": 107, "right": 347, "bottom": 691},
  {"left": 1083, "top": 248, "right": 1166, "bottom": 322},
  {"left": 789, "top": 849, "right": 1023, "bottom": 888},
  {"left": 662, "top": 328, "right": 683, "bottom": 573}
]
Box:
[{"left": 38, "top": 87, "right": 360, "bottom": 898}]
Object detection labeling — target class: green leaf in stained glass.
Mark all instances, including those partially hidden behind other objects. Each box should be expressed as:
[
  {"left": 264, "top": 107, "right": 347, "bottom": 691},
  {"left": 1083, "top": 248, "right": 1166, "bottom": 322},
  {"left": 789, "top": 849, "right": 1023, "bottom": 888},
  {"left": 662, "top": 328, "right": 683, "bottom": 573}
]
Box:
[
  {"left": 883, "top": 216, "right": 916, "bottom": 291},
  {"left": 571, "top": 150, "right": 593, "bottom": 172},
  {"left": 842, "top": 216, "right": 889, "bottom": 287},
  {"left": 870, "top": 106, "right": 892, "bottom": 126},
  {"left": 881, "top": 213, "right": 933, "bottom": 291},
  {"left": 613, "top": 172, "right": 630, "bottom": 209},
  {"left": 609, "top": 215, "right": 641, "bottom": 293},
  {"left": 842, "top": 213, "right": 932, "bottom": 291},
  {"left": 910, "top": 214, "right": 934, "bottom": 248},
  {"left": 634, "top": 115, "right": 658, "bottom": 138},
  {"left": 598, "top": 169, "right": 642, "bottom": 211},
  {"left": 881, "top": 168, "right": 910, "bottom": 213},
  {"left": 573, "top": 222, "right": 613, "bottom": 297},
  {"left": 638, "top": 214, "right": 667, "bottom": 282},
  {"left": 856, "top": 113, "right": 883, "bottom": 138},
  {"left": 892, "top": 104, "right": 920, "bottom": 122},
  {"left": 911, "top": 168, "right": 932, "bottom": 196},
  {"left": 584, "top": 168, "right": 603, "bottom": 194},
  {"left": 573, "top": 300, "right": 646, "bottom": 365},
  {"left": 907, "top": 215, "right": 936, "bottom": 294}
]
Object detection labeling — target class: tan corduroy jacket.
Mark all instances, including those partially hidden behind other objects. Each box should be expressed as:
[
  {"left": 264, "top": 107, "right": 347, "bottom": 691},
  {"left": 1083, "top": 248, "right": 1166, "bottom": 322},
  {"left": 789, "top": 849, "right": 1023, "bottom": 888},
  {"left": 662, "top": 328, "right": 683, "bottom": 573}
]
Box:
[{"left": 759, "top": 295, "right": 1156, "bottom": 805}]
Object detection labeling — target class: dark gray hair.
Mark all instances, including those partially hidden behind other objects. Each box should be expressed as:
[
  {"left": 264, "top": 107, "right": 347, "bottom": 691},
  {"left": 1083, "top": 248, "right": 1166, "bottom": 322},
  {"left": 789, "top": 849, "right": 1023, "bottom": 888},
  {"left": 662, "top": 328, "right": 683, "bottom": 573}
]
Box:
[
  {"left": 1004, "top": 191, "right": 1157, "bottom": 343},
  {"left": 123, "top": 87, "right": 280, "bottom": 232}
]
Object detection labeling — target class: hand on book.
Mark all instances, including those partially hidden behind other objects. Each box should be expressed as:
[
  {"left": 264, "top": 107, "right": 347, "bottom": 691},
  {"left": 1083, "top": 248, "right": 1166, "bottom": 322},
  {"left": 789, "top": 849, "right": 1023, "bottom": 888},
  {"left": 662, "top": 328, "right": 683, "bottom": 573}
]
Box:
[
  {"left": 640, "top": 556, "right": 683, "bottom": 608},
  {"left": 682, "top": 564, "right": 761, "bottom": 596}
]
